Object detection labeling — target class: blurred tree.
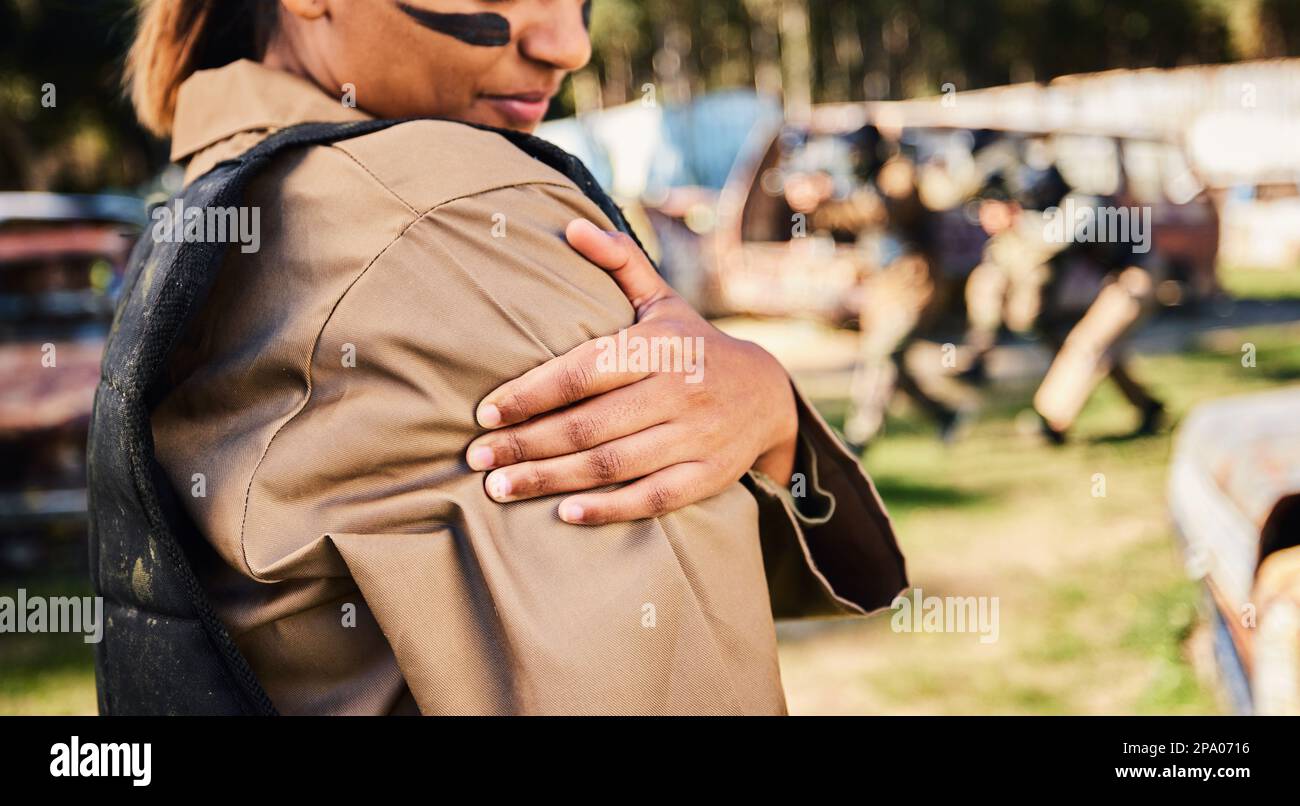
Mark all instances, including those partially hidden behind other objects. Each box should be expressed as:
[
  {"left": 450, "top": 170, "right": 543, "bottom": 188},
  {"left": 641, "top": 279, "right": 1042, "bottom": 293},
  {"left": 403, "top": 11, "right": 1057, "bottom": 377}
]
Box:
[
  {"left": 1, "top": 0, "right": 1297, "bottom": 192},
  {"left": 581, "top": 0, "right": 1271, "bottom": 109},
  {"left": 1258, "top": 0, "right": 1300, "bottom": 55},
  {"left": 0, "top": 0, "right": 156, "bottom": 192}
]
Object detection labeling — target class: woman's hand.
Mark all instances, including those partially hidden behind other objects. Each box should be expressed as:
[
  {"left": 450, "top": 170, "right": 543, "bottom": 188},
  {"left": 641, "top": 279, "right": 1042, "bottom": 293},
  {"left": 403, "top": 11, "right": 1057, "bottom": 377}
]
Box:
[{"left": 465, "top": 219, "right": 798, "bottom": 525}]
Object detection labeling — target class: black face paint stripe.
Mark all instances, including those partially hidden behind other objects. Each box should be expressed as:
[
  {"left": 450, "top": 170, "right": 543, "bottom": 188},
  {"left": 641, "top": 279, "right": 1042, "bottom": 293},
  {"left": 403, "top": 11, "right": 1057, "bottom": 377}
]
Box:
[
  {"left": 582, "top": 0, "right": 591, "bottom": 29},
  {"left": 396, "top": 2, "right": 511, "bottom": 47}
]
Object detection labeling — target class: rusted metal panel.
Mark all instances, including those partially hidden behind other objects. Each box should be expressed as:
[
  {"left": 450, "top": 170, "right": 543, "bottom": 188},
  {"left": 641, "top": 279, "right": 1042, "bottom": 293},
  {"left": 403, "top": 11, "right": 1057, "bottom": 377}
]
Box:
[{"left": 1170, "top": 387, "right": 1300, "bottom": 713}]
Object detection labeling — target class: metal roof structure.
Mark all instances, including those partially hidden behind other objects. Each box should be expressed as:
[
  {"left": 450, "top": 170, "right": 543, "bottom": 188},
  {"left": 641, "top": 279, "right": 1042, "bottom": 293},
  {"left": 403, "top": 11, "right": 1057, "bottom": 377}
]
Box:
[{"left": 811, "top": 59, "right": 1300, "bottom": 187}]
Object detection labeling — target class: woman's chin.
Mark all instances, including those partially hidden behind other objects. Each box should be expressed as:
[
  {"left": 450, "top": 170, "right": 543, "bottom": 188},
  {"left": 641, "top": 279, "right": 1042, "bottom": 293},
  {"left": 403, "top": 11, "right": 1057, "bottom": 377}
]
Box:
[{"left": 457, "top": 100, "right": 545, "bottom": 133}]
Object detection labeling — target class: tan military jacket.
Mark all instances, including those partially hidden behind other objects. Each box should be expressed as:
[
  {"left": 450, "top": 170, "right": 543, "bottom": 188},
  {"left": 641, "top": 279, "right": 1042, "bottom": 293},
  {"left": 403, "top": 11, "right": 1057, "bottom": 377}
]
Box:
[{"left": 151, "top": 59, "right": 906, "bottom": 715}]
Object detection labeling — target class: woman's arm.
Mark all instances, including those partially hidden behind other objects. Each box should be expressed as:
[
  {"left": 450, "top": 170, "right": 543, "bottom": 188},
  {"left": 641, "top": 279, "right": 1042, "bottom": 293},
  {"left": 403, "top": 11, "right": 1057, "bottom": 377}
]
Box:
[{"left": 223, "top": 174, "right": 790, "bottom": 713}]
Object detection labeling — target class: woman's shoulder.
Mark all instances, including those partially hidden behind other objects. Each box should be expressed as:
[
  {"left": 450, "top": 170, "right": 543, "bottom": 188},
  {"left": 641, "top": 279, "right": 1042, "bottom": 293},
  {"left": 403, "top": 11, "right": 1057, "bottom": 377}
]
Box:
[
  {"left": 213, "top": 118, "right": 591, "bottom": 290},
  {"left": 322, "top": 119, "right": 580, "bottom": 215}
]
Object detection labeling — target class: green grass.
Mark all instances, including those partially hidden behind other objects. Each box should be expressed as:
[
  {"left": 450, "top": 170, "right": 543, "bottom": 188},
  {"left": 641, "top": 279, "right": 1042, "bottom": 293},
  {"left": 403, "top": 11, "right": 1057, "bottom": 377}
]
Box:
[
  {"left": 0, "top": 577, "right": 98, "bottom": 715},
  {"left": 778, "top": 316, "right": 1300, "bottom": 714},
  {"left": 1218, "top": 264, "right": 1300, "bottom": 301},
  {"left": 3, "top": 280, "right": 1299, "bottom": 715}
]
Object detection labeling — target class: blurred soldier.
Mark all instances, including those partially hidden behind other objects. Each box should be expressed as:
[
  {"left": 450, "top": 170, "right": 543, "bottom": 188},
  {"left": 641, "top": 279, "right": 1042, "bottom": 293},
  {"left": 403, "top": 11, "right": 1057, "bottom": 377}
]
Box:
[
  {"left": 961, "top": 138, "right": 1165, "bottom": 442},
  {"left": 1032, "top": 220, "right": 1165, "bottom": 442},
  {"left": 840, "top": 135, "right": 965, "bottom": 447},
  {"left": 961, "top": 136, "right": 1072, "bottom": 383}
]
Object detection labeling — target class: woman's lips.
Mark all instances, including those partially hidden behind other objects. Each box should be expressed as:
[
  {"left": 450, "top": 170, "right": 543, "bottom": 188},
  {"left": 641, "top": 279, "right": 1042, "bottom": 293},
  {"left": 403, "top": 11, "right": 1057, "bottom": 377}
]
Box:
[{"left": 480, "top": 92, "right": 552, "bottom": 125}]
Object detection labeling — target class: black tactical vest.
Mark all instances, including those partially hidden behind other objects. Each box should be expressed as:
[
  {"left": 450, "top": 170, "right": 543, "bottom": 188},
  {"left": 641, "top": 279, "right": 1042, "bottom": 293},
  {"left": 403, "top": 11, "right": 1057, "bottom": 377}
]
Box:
[{"left": 88, "top": 119, "right": 643, "bottom": 715}]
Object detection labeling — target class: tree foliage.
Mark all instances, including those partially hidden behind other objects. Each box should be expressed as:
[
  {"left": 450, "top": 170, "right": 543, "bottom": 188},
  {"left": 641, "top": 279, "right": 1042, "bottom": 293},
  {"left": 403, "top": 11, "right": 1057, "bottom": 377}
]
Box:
[{"left": 1, "top": 0, "right": 1296, "bottom": 192}]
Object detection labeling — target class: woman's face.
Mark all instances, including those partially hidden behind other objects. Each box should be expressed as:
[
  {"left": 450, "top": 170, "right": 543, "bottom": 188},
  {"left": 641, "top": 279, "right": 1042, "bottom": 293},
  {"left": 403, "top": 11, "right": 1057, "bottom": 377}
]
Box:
[{"left": 276, "top": 0, "right": 592, "bottom": 131}]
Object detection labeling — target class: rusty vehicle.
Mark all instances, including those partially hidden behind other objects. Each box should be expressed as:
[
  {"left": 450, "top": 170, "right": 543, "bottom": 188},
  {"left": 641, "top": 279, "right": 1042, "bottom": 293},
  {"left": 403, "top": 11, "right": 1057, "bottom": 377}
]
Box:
[
  {"left": 555, "top": 62, "right": 1300, "bottom": 330},
  {"left": 1169, "top": 387, "right": 1300, "bottom": 714},
  {"left": 682, "top": 117, "right": 1221, "bottom": 324},
  {"left": 651, "top": 60, "right": 1300, "bottom": 324},
  {"left": 0, "top": 192, "right": 144, "bottom": 573}
]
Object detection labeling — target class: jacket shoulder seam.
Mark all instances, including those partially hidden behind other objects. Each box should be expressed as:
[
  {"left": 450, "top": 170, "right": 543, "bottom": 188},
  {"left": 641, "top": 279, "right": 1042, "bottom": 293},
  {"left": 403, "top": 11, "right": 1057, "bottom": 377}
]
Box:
[
  {"left": 327, "top": 123, "right": 579, "bottom": 216},
  {"left": 325, "top": 144, "right": 420, "bottom": 216},
  {"left": 234, "top": 178, "right": 576, "bottom": 579}
]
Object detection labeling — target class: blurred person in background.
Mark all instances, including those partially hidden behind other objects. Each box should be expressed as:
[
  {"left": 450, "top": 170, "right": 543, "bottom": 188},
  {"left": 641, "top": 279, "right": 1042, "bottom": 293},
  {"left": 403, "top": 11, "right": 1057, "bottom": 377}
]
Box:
[
  {"left": 961, "top": 136, "right": 1165, "bottom": 442},
  {"left": 838, "top": 131, "right": 965, "bottom": 447}
]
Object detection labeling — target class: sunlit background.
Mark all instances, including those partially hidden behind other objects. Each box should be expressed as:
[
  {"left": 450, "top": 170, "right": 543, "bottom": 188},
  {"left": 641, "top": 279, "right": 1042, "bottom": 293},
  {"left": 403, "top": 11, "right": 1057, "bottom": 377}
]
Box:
[{"left": 3, "top": 0, "right": 1300, "bottom": 715}]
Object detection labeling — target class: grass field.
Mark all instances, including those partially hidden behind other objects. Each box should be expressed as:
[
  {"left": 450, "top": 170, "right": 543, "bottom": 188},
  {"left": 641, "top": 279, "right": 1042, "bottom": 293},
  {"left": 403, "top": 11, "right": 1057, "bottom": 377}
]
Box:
[
  {"left": 3, "top": 267, "right": 1298, "bottom": 715},
  {"left": 777, "top": 294, "right": 1300, "bottom": 714},
  {"left": 0, "top": 576, "right": 98, "bottom": 715}
]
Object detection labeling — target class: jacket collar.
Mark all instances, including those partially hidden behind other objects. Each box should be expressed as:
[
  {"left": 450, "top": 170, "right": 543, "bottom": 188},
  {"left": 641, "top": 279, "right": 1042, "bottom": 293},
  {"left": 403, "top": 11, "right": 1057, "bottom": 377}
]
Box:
[{"left": 170, "top": 59, "right": 370, "bottom": 163}]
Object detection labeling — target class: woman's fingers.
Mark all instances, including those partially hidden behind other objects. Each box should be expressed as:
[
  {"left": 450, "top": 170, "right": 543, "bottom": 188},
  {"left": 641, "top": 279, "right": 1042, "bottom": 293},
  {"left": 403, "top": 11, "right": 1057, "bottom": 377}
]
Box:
[
  {"left": 481, "top": 424, "right": 686, "bottom": 503},
  {"left": 565, "top": 219, "right": 680, "bottom": 319},
  {"left": 467, "top": 381, "right": 665, "bottom": 470},
  {"left": 474, "top": 219, "right": 699, "bottom": 431},
  {"left": 556, "top": 461, "right": 722, "bottom": 525},
  {"left": 475, "top": 336, "right": 647, "bottom": 429},
  {"left": 465, "top": 218, "right": 794, "bottom": 526}
]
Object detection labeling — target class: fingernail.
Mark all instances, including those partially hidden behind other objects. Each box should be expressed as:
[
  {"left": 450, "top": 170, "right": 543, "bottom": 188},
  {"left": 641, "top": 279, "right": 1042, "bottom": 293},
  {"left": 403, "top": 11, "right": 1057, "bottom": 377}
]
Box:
[
  {"left": 467, "top": 446, "right": 495, "bottom": 471},
  {"left": 559, "top": 501, "right": 584, "bottom": 523},
  {"left": 478, "top": 403, "right": 501, "bottom": 428},
  {"left": 487, "top": 473, "right": 512, "bottom": 501},
  {"left": 573, "top": 218, "right": 605, "bottom": 238}
]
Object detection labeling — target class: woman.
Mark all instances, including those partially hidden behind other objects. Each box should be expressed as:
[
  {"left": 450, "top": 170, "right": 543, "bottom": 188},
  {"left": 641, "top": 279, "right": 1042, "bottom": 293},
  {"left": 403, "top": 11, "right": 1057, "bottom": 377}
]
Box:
[{"left": 128, "top": 0, "right": 905, "bottom": 714}]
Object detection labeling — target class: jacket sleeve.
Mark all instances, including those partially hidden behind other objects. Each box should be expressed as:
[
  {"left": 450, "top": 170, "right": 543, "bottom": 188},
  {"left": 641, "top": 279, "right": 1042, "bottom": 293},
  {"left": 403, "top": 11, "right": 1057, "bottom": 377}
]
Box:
[
  {"left": 742, "top": 383, "right": 908, "bottom": 619},
  {"left": 228, "top": 177, "right": 796, "bottom": 714}
]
